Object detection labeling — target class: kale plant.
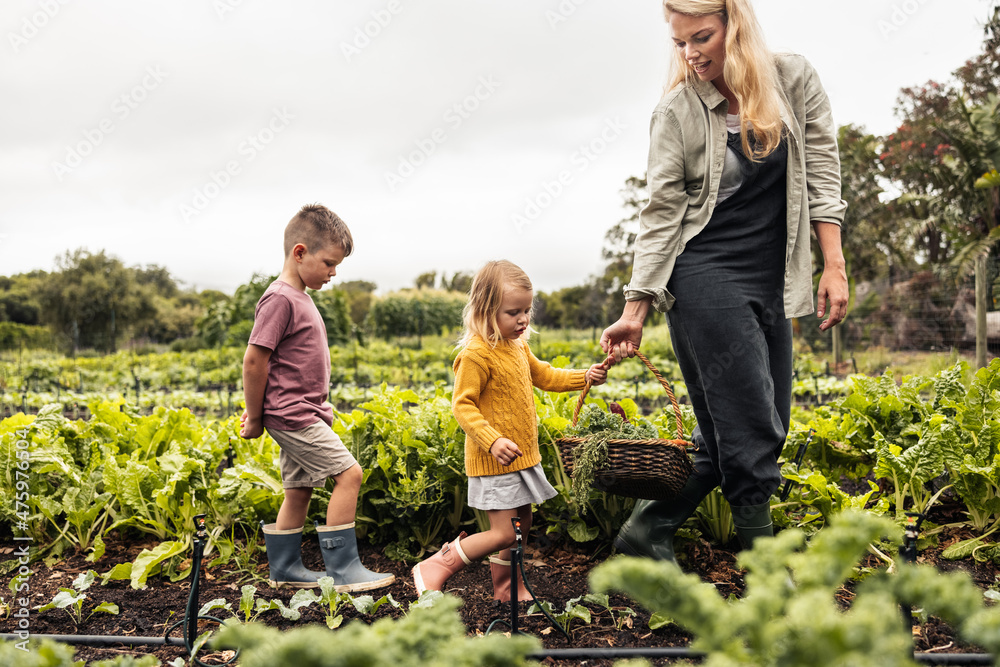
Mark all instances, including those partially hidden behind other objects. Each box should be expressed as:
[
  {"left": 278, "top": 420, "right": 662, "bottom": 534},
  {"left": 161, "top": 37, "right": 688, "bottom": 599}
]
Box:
[{"left": 592, "top": 510, "right": 1000, "bottom": 666}]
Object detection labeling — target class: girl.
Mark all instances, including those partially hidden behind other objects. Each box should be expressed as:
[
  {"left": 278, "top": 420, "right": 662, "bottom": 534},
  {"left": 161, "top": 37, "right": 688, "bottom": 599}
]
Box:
[
  {"left": 412, "top": 260, "right": 607, "bottom": 601},
  {"left": 602, "top": 0, "right": 848, "bottom": 560}
]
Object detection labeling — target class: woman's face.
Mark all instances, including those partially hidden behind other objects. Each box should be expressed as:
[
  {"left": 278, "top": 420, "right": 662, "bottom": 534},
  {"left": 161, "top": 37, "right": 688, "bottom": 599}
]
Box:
[{"left": 668, "top": 12, "right": 727, "bottom": 86}]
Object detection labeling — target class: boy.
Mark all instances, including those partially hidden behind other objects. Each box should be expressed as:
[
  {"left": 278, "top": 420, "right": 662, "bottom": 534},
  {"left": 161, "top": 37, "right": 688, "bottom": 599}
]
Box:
[{"left": 240, "top": 203, "right": 394, "bottom": 592}]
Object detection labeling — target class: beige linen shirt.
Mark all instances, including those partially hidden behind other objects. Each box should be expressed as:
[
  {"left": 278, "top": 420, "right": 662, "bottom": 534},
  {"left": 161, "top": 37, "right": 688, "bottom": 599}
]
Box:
[{"left": 623, "top": 53, "right": 847, "bottom": 318}]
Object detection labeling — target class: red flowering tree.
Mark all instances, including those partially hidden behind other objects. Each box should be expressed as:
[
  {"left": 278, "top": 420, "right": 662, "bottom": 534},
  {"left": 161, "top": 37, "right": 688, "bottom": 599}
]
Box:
[{"left": 877, "top": 4, "right": 999, "bottom": 273}]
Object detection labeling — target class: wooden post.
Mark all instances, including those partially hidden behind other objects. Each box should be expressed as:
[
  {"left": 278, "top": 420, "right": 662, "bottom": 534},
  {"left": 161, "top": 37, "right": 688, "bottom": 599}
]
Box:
[{"left": 976, "top": 255, "right": 988, "bottom": 370}]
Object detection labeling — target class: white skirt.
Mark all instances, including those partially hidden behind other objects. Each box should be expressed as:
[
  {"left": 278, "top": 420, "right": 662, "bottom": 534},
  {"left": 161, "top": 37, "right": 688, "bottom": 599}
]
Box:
[{"left": 467, "top": 463, "right": 557, "bottom": 511}]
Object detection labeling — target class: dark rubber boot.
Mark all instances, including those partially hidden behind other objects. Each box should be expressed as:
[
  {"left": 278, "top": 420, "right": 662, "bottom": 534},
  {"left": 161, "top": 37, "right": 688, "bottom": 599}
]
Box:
[
  {"left": 316, "top": 521, "right": 395, "bottom": 593},
  {"left": 613, "top": 472, "right": 718, "bottom": 562},
  {"left": 261, "top": 522, "right": 325, "bottom": 589},
  {"left": 731, "top": 503, "right": 773, "bottom": 549}
]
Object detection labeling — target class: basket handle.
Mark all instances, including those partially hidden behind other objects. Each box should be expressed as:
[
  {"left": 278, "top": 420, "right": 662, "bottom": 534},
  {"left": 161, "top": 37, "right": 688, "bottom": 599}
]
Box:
[{"left": 573, "top": 351, "right": 685, "bottom": 440}]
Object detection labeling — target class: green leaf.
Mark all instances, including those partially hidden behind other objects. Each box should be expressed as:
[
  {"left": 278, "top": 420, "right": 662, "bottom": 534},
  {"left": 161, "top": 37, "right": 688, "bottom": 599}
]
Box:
[
  {"left": 942, "top": 535, "right": 990, "bottom": 560},
  {"left": 326, "top": 613, "right": 343, "bottom": 629},
  {"left": 130, "top": 540, "right": 187, "bottom": 589},
  {"left": 649, "top": 611, "right": 673, "bottom": 629},
  {"left": 91, "top": 601, "right": 119, "bottom": 615},
  {"left": 100, "top": 562, "right": 132, "bottom": 586},
  {"left": 566, "top": 603, "right": 591, "bottom": 625},
  {"left": 86, "top": 536, "right": 106, "bottom": 563},
  {"left": 580, "top": 592, "right": 610, "bottom": 608},
  {"left": 567, "top": 519, "right": 599, "bottom": 543},
  {"left": 72, "top": 570, "right": 96, "bottom": 592},
  {"left": 410, "top": 589, "right": 445, "bottom": 610},
  {"left": 198, "top": 598, "right": 233, "bottom": 616},
  {"left": 37, "top": 589, "right": 84, "bottom": 612},
  {"left": 975, "top": 169, "right": 1000, "bottom": 189}
]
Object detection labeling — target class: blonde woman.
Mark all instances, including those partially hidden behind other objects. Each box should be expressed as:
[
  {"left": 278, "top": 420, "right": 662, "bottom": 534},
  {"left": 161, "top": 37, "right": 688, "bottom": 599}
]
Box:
[
  {"left": 601, "top": 0, "right": 848, "bottom": 560},
  {"left": 412, "top": 260, "right": 608, "bottom": 600}
]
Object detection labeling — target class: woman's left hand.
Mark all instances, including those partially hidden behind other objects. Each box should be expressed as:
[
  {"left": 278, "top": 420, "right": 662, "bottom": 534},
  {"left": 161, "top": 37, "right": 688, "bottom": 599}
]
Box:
[{"left": 816, "top": 263, "right": 848, "bottom": 330}]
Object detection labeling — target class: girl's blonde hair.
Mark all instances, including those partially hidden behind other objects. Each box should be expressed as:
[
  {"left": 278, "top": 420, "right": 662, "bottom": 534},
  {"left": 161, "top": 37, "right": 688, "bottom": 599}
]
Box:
[
  {"left": 663, "top": 0, "right": 785, "bottom": 161},
  {"left": 458, "top": 260, "right": 533, "bottom": 348}
]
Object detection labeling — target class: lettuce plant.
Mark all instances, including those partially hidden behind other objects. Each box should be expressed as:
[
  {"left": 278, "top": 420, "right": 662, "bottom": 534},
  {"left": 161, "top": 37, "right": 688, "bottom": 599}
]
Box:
[{"left": 35, "top": 570, "right": 118, "bottom": 626}]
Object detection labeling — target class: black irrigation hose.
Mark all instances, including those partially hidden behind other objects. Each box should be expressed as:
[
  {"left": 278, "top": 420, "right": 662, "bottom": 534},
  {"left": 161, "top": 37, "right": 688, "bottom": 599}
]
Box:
[
  {"left": 163, "top": 515, "right": 238, "bottom": 667},
  {"left": 527, "top": 648, "right": 995, "bottom": 664},
  {"left": 485, "top": 519, "right": 570, "bottom": 642},
  {"left": 0, "top": 633, "right": 186, "bottom": 647},
  {"left": 5, "top": 634, "right": 991, "bottom": 665},
  {"left": 515, "top": 551, "right": 570, "bottom": 642}
]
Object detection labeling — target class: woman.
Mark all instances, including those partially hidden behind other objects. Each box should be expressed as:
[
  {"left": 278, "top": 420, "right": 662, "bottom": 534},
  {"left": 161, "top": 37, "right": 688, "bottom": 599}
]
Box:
[{"left": 601, "top": 0, "right": 848, "bottom": 560}]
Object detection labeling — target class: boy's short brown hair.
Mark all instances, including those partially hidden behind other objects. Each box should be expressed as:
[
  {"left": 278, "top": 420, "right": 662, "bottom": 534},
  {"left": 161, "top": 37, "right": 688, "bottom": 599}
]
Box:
[{"left": 284, "top": 203, "right": 354, "bottom": 257}]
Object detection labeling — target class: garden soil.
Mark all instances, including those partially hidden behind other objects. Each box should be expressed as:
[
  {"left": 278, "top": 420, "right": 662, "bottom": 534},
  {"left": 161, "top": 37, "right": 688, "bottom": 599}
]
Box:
[{"left": 1, "top": 503, "right": 995, "bottom": 666}]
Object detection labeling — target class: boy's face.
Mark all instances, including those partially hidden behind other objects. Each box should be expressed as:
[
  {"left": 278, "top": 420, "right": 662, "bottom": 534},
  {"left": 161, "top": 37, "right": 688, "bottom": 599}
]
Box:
[{"left": 294, "top": 242, "right": 346, "bottom": 290}]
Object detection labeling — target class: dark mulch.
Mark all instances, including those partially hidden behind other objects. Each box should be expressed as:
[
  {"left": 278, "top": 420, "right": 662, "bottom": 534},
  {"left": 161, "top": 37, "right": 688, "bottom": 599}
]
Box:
[{"left": 0, "top": 516, "right": 994, "bottom": 666}]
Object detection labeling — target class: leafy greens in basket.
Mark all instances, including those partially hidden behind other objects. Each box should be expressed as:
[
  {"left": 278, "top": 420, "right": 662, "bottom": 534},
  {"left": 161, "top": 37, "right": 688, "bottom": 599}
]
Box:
[{"left": 563, "top": 402, "right": 659, "bottom": 509}]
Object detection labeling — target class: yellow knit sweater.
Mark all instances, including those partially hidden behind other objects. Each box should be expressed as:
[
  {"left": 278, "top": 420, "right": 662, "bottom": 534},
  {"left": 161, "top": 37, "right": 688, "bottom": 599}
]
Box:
[{"left": 453, "top": 335, "right": 587, "bottom": 477}]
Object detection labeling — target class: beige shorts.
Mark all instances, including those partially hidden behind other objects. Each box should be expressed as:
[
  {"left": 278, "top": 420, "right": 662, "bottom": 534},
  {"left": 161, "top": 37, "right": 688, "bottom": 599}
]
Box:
[{"left": 266, "top": 421, "right": 358, "bottom": 489}]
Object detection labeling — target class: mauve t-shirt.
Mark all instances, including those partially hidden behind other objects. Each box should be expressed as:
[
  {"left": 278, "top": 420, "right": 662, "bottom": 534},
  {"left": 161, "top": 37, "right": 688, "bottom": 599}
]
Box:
[{"left": 248, "top": 280, "right": 333, "bottom": 430}]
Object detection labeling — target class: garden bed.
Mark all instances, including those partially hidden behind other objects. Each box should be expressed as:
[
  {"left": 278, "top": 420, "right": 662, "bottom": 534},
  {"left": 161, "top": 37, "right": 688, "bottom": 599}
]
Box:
[{"left": 3, "top": 515, "right": 994, "bottom": 666}]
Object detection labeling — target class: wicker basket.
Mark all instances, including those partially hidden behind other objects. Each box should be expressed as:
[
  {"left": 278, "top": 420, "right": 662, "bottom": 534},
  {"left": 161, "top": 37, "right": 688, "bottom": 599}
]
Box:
[{"left": 556, "top": 351, "right": 693, "bottom": 501}]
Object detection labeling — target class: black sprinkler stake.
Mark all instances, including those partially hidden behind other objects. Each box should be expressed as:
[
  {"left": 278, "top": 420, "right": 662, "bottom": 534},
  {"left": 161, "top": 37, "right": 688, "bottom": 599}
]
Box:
[{"left": 780, "top": 428, "right": 815, "bottom": 502}]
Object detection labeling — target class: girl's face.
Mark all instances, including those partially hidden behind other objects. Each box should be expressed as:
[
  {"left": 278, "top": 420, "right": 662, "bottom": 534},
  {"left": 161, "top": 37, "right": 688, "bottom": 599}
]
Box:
[
  {"left": 496, "top": 287, "right": 532, "bottom": 340},
  {"left": 668, "top": 12, "right": 727, "bottom": 86}
]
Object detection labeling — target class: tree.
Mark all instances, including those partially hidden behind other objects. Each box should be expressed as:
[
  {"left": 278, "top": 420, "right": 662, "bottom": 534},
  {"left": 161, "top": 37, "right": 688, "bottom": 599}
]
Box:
[
  {"left": 442, "top": 271, "right": 473, "bottom": 295},
  {"left": 37, "top": 249, "right": 156, "bottom": 353},
  {"left": 835, "top": 124, "right": 901, "bottom": 283},
  {"left": 415, "top": 271, "right": 437, "bottom": 290},
  {"left": 878, "top": 3, "right": 1000, "bottom": 274},
  {"left": 339, "top": 280, "right": 378, "bottom": 326}
]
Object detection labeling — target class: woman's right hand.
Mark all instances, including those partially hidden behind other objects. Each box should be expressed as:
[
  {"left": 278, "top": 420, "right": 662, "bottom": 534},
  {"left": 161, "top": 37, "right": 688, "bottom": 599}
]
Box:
[{"left": 600, "top": 298, "right": 651, "bottom": 363}]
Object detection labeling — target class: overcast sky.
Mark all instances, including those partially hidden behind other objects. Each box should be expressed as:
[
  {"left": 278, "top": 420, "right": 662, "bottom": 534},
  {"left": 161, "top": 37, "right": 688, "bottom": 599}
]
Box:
[{"left": 1, "top": 0, "right": 995, "bottom": 295}]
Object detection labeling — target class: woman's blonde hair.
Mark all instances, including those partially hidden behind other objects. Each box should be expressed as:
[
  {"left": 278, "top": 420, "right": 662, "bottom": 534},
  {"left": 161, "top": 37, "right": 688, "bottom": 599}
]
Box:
[
  {"left": 663, "top": 0, "right": 785, "bottom": 161},
  {"left": 458, "top": 260, "right": 533, "bottom": 348}
]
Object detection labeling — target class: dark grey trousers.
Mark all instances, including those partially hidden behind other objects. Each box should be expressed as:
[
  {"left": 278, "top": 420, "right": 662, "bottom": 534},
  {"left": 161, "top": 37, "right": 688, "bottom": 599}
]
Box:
[{"left": 666, "top": 291, "right": 792, "bottom": 507}]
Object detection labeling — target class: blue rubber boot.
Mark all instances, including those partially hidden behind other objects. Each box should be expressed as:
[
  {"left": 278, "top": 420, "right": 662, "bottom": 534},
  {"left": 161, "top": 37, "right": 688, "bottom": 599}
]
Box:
[
  {"left": 261, "top": 522, "right": 325, "bottom": 588},
  {"left": 316, "top": 521, "right": 395, "bottom": 593}
]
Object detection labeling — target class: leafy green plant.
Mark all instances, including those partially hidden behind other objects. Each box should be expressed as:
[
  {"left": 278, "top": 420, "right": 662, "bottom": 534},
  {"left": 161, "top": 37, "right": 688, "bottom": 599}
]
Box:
[
  {"left": 527, "top": 594, "right": 598, "bottom": 638},
  {"left": 235, "top": 583, "right": 314, "bottom": 623},
  {"left": 0, "top": 637, "right": 78, "bottom": 667},
  {"left": 573, "top": 592, "right": 637, "bottom": 631},
  {"left": 35, "top": 570, "right": 119, "bottom": 626},
  {"left": 286, "top": 576, "right": 352, "bottom": 628},
  {"left": 592, "top": 510, "right": 1000, "bottom": 666},
  {"left": 213, "top": 592, "right": 539, "bottom": 667},
  {"left": 334, "top": 384, "right": 469, "bottom": 561}
]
